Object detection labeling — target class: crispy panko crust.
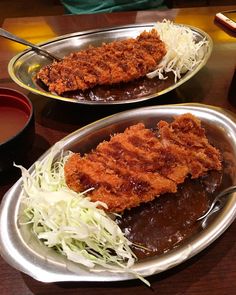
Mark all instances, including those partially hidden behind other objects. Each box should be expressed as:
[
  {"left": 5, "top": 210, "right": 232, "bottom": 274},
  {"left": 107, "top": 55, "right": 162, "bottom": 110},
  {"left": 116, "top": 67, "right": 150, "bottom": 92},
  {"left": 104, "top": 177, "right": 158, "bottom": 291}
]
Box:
[
  {"left": 37, "top": 29, "right": 166, "bottom": 95},
  {"left": 64, "top": 114, "right": 222, "bottom": 213}
]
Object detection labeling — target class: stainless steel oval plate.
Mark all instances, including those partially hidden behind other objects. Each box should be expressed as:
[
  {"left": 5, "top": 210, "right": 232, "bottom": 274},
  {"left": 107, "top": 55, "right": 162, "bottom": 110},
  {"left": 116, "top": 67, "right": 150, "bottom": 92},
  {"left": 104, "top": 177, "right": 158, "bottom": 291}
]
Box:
[
  {"left": 8, "top": 23, "right": 212, "bottom": 105},
  {"left": 1, "top": 103, "right": 236, "bottom": 283}
]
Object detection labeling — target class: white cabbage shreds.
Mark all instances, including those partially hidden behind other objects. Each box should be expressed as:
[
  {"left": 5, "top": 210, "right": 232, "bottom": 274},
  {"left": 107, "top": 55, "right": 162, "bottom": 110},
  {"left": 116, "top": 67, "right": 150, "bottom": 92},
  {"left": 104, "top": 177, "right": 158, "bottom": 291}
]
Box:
[
  {"left": 16, "top": 143, "right": 149, "bottom": 285},
  {"left": 146, "top": 20, "right": 209, "bottom": 82}
]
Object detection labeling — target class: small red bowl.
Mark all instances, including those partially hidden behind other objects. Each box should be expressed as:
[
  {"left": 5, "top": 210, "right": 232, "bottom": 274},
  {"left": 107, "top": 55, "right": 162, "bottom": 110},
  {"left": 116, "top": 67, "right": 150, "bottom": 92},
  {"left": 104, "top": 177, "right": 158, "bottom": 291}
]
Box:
[{"left": 0, "top": 88, "right": 35, "bottom": 172}]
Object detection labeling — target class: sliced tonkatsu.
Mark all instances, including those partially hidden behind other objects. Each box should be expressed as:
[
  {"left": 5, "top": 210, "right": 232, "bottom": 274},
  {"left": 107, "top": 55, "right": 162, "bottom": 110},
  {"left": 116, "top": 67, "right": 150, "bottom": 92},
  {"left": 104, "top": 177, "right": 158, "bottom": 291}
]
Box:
[{"left": 64, "top": 114, "right": 222, "bottom": 213}]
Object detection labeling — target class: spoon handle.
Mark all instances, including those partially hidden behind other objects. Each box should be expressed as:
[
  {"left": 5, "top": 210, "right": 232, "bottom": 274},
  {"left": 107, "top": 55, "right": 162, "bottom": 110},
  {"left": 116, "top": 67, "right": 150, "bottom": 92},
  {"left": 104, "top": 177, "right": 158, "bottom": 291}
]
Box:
[
  {"left": 0, "top": 28, "right": 61, "bottom": 61},
  {"left": 197, "top": 185, "right": 236, "bottom": 221},
  {"left": 0, "top": 28, "right": 41, "bottom": 50}
]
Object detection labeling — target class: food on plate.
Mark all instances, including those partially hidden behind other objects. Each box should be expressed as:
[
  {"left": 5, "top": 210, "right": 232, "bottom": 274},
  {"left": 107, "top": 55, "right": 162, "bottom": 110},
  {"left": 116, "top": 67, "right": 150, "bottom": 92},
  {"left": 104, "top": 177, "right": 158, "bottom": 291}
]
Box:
[
  {"left": 37, "top": 29, "right": 166, "bottom": 95},
  {"left": 147, "top": 20, "right": 209, "bottom": 82},
  {"left": 64, "top": 114, "right": 222, "bottom": 213},
  {"left": 117, "top": 169, "right": 223, "bottom": 258},
  {"left": 36, "top": 20, "right": 209, "bottom": 99},
  {"left": 18, "top": 146, "right": 148, "bottom": 284},
  {"left": 17, "top": 113, "right": 223, "bottom": 285}
]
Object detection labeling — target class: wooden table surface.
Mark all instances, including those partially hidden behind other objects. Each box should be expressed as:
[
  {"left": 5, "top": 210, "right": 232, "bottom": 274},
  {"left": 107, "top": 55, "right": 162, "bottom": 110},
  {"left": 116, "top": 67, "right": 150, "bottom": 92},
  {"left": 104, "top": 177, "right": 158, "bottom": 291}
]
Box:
[{"left": 0, "top": 5, "right": 236, "bottom": 295}]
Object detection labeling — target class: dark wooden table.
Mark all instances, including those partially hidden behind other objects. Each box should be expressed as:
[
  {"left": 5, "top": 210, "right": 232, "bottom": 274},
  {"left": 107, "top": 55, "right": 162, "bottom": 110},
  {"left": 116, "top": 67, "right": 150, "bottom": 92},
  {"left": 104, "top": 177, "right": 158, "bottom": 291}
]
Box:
[{"left": 0, "top": 5, "right": 236, "bottom": 295}]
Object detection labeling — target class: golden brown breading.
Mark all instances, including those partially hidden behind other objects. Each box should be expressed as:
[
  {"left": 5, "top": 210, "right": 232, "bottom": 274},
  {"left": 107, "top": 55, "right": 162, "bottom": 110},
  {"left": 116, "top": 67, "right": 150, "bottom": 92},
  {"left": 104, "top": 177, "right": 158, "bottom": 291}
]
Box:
[
  {"left": 37, "top": 29, "right": 166, "bottom": 95},
  {"left": 64, "top": 114, "right": 222, "bottom": 213}
]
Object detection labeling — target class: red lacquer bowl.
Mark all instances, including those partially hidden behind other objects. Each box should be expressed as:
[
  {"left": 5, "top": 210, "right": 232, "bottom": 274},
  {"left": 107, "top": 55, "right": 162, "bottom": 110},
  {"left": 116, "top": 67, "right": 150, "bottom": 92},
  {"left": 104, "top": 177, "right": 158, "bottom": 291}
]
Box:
[{"left": 0, "top": 88, "right": 35, "bottom": 172}]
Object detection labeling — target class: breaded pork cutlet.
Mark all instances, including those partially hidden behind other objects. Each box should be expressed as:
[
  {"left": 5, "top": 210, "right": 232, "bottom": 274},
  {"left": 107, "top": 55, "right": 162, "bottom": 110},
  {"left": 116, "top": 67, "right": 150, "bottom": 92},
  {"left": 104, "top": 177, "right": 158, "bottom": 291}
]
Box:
[
  {"left": 64, "top": 114, "right": 222, "bottom": 213},
  {"left": 37, "top": 29, "right": 166, "bottom": 95}
]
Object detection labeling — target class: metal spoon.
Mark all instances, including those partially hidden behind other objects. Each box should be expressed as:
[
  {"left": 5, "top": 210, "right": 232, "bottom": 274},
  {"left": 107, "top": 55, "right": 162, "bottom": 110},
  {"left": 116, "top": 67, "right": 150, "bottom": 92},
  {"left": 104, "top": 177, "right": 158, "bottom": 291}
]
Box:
[
  {"left": 0, "top": 28, "right": 61, "bottom": 61},
  {"left": 197, "top": 184, "right": 236, "bottom": 221}
]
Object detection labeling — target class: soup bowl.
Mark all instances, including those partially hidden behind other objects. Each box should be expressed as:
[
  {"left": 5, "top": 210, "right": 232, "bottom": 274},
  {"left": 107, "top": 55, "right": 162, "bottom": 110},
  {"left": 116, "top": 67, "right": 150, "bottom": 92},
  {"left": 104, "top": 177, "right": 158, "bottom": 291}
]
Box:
[{"left": 0, "top": 88, "right": 34, "bottom": 172}]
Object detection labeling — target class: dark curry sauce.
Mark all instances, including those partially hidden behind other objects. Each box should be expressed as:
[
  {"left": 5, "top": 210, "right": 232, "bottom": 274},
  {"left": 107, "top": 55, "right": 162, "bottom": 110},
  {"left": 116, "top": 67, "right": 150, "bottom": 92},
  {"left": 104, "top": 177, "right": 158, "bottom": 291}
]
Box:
[
  {"left": 114, "top": 123, "right": 235, "bottom": 260},
  {"left": 36, "top": 74, "right": 175, "bottom": 102},
  {"left": 116, "top": 170, "right": 227, "bottom": 259}
]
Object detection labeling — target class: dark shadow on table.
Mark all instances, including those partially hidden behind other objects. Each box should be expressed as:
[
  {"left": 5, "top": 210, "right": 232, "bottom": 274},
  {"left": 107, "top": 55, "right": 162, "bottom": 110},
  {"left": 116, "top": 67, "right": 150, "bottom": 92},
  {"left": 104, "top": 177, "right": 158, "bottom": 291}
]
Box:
[
  {"left": 29, "top": 88, "right": 191, "bottom": 135},
  {"left": 174, "top": 68, "right": 214, "bottom": 104},
  {"left": 214, "top": 20, "right": 236, "bottom": 39},
  {"left": 0, "top": 134, "right": 50, "bottom": 198},
  {"left": 227, "top": 68, "right": 236, "bottom": 106},
  {"left": 28, "top": 133, "right": 51, "bottom": 162}
]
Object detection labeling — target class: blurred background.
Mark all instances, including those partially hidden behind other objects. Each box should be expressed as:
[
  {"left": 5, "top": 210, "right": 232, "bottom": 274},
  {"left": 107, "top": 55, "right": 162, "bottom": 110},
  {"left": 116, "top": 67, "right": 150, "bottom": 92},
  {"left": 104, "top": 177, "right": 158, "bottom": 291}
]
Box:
[
  {"left": 0, "top": 0, "right": 235, "bottom": 25},
  {"left": 0, "top": 0, "right": 236, "bottom": 18}
]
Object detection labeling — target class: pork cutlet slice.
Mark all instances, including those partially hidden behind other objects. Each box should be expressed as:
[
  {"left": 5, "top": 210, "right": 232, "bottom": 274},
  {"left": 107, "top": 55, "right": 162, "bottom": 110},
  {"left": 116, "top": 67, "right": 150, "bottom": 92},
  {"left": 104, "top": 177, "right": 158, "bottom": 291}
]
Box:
[
  {"left": 37, "top": 29, "right": 166, "bottom": 95},
  {"left": 64, "top": 114, "right": 222, "bottom": 213}
]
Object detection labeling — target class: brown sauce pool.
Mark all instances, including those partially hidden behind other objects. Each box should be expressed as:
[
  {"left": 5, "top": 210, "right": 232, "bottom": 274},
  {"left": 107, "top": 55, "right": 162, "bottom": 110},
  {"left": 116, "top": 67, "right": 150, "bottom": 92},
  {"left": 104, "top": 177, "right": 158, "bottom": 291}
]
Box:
[
  {"left": 36, "top": 74, "right": 175, "bottom": 102},
  {"left": 115, "top": 122, "right": 235, "bottom": 260},
  {"left": 0, "top": 104, "right": 29, "bottom": 144},
  {"left": 116, "top": 170, "right": 226, "bottom": 259}
]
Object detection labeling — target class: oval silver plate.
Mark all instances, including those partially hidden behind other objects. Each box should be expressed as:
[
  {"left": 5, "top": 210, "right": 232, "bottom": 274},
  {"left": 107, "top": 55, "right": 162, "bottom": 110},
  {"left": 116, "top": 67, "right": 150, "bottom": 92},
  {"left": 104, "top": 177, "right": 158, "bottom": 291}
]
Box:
[
  {"left": 8, "top": 23, "right": 212, "bottom": 105},
  {"left": 0, "top": 103, "right": 236, "bottom": 283}
]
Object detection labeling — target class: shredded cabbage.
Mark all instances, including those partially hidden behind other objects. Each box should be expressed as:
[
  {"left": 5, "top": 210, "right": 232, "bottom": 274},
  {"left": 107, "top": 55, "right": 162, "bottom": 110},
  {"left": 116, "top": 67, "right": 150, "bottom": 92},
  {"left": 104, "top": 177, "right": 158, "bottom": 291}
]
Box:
[
  {"left": 147, "top": 19, "right": 209, "bottom": 82},
  {"left": 17, "top": 143, "right": 149, "bottom": 285}
]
